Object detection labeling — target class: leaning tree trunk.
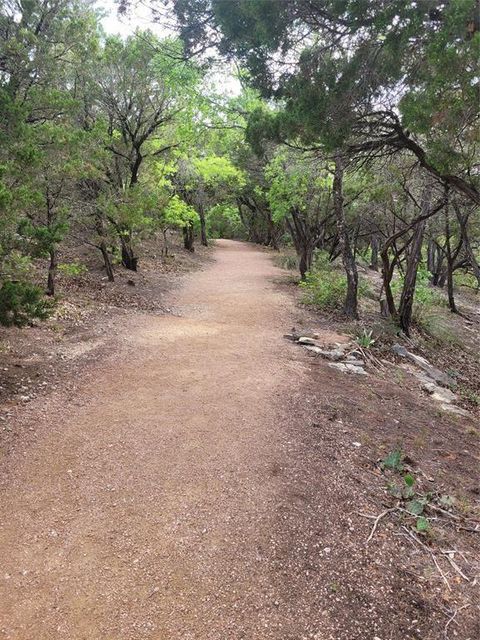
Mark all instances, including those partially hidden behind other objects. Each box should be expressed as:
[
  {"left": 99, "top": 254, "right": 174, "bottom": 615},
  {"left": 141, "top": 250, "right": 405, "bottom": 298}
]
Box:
[
  {"left": 120, "top": 232, "right": 138, "bottom": 271},
  {"left": 183, "top": 224, "right": 195, "bottom": 252},
  {"left": 95, "top": 215, "right": 114, "bottom": 282},
  {"left": 398, "top": 186, "right": 431, "bottom": 335},
  {"left": 46, "top": 248, "right": 57, "bottom": 297},
  {"left": 100, "top": 241, "right": 115, "bottom": 282},
  {"left": 333, "top": 152, "right": 358, "bottom": 319}
]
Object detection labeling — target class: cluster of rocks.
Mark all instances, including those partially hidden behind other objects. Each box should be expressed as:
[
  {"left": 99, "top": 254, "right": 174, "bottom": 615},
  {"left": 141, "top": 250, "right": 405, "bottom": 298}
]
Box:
[
  {"left": 285, "top": 333, "right": 368, "bottom": 376},
  {"left": 391, "top": 343, "right": 468, "bottom": 416},
  {"left": 285, "top": 331, "right": 469, "bottom": 416}
]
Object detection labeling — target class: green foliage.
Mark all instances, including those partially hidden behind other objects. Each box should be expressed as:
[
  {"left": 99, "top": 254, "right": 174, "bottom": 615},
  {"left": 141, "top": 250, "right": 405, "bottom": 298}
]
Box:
[
  {"left": 454, "top": 270, "right": 480, "bottom": 291},
  {"left": 0, "top": 281, "right": 54, "bottom": 327},
  {"left": 192, "top": 156, "right": 245, "bottom": 190},
  {"left": 381, "top": 449, "right": 404, "bottom": 472},
  {"left": 300, "top": 269, "right": 349, "bottom": 312},
  {"left": 57, "top": 262, "right": 88, "bottom": 277},
  {"left": 206, "top": 204, "right": 244, "bottom": 239},
  {"left": 355, "top": 329, "right": 376, "bottom": 349},
  {"left": 406, "top": 499, "right": 426, "bottom": 516},
  {"left": 416, "top": 516, "right": 430, "bottom": 533},
  {"left": 300, "top": 251, "right": 370, "bottom": 312},
  {"left": 163, "top": 195, "right": 199, "bottom": 229}
]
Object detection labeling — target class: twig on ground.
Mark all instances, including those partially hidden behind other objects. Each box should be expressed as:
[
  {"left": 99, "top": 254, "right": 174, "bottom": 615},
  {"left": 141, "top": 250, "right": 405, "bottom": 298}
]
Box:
[
  {"left": 401, "top": 526, "right": 452, "bottom": 591},
  {"left": 428, "top": 503, "right": 461, "bottom": 520},
  {"left": 358, "top": 508, "right": 397, "bottom": 543},
  {"left": 444, "top": 604, "right": 470, "bottom": 638},
  {"left": 432, "top": 553, "right": 452, "bottom": 592},
  {"left": 440, "top": 551, "right": 470, "bottom": 581}
]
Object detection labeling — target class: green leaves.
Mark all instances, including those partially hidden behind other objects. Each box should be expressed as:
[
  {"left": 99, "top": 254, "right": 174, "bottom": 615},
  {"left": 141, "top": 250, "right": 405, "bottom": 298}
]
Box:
[
  {"left": 0, "top": 281, "right": 54, "bottom": 327},
  {"left": 381, "top": 449, "right": 404, "bottom": 471},
  {"left": 416, "top": 516, "right": 430, "bottom": 533},
  {"left": 406, "top": 499, "right": 425, "bottom": 516},
  {"left": 164, "top": 195, "right": 198, "bottom": 228}
]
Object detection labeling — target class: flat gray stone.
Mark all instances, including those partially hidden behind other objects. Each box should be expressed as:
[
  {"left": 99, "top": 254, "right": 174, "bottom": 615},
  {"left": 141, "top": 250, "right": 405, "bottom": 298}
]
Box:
[
  {"left": 345, "top": 363, "right": 368, "bottom": 375},
  {"left": 440, "top": 404, "right": 469, "bottom": 417},
  {"left": 395, "top": 345, "right": 456, "bottom": 389},
  {"left": 297, "top": 336, "right": 318, "bottom": 346},
  {"left": 328, "top": 362, "right": 368, "bottom": 376},
  {"left": 344, "top": 358, "right": 365, "bottom": 367},
  {"left": 392, "top": 343, "right": 408, "bottom": 357},
  {"left": 304, "top": 346, "right": 324, "bottom": 355}
]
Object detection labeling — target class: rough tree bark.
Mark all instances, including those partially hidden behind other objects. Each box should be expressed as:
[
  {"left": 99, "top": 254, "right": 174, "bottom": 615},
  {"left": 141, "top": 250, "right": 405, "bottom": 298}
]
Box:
[
  {"left": 198, "top": 204, "right": 208, "bottom": 247},
  {"left": 183, "top": 224, "right": 195, "bottom": 252},
  {"left": 46, "top": 248, "right": 57, "bottom": 297},
  {"left": 444, "top": 206, "right": 457, "bottom": 313},
  {"left": 120, "top": 232, "right": 138, "bottom": 271},
  {"left": 95, "top": 215, "right": 114, "bottom": 282},
  {"left": 369, "top": 235, "right": 379, "bottom": 271},
  {"left": 398, "top": 229, "right": 426, "bottom": 334},
  {"left": 286, "top": 211, "right": 314, "bottom": 280},
  {"left": 333, "top": 152, "right": 358, "bottom": 319}
]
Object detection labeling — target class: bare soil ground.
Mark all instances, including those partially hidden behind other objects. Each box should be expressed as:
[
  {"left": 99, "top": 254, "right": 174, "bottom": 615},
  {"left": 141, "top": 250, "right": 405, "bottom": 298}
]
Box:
[{"left": 0, "top": 240, "right": 478, "bottom": 639}]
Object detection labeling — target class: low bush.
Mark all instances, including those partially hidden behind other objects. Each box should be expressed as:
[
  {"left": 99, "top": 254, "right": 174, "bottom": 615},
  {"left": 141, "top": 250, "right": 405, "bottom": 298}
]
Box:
[
  {"left": 0, "top": 281, "right": 54, "bottom": 327},
  {"left": 274, "top": 253, "right": 298, "bottom": 271},
  {"left": 58, "top": 262, "right": 88, "bottom": 277},
  {"left": 300, "top": 251, "right": 370, "bottom": 311}
]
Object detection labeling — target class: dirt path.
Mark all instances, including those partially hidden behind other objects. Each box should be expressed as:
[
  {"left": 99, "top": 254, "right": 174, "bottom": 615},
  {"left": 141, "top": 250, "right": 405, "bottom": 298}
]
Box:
[
  {"left": 1, "top": 240, "right": 478, "bottom": 640},
  {"left": 0, "top": 241, "right": 311, "bottom": 639}
]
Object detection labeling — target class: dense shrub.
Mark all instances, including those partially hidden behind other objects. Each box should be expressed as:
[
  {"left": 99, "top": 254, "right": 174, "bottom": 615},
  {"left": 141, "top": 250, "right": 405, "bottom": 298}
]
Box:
[
  {"left": 300, "top": 251, "right": 370, "bottom": 311},
  {"left": 0, "top": 281, "right": 54, "bottom": 327}
]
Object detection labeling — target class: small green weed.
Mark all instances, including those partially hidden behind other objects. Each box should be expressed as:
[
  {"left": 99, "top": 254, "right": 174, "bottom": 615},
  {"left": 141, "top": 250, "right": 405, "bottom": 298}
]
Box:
[
  {"left": 381, "top": 448, "right": 404, "bottom": 471},
  {"left": 379, "top": 449, "right": 468, "bottom": 537},
  {"left": 355, "top": 329, "right": 376, "bottom": 349}
]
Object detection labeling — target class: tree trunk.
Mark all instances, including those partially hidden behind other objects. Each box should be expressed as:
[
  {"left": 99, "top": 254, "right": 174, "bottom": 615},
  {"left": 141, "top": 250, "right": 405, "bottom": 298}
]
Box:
[
  {"left": 369, "top": 235, "right": 379, "bottom": 271},
  {"left": 183, "top": 224, "right": 195, "bottom": 252},
  {"left": 120, "top": 233, "right": 137, "bottom": 271},
  {"left": 198, "top": 205, "right": 208, "bottom": 247},
  {"left": 444, "top": 204, "right": 457, "bottom": 313},
  {"left": 100, "top": 241, "right": 115, "bottom": 282},
  {"left": 46, "top": 248, "right": 57, "bottom": 297},
  {"left": 162, "top": 228, "right": 169, "bottom": 257},
  {"left": 267, "top": 212, "right": 279, "bottom": 250},
  {"left": 299, "top": 245, "right": 313, "bottom": 280},
  {"left": 380, "top": 249, "right": 397, "bottom": 317},
  {"left": 333, "top": 152, "right": 358, "bottom": 319},
  {"left": 398, "top": 185, "right": 431, "bottom": 335},
  {"left": 286, "top": 213, "right": 313, "bottom": 280},
  {"left": 95, "top": 215, "right": 114, "bottom": 281}
]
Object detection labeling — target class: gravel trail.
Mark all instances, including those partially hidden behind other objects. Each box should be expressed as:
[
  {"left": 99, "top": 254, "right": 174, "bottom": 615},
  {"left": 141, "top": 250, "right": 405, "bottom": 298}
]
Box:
[{"left": 0, "top": 241, "right": 310, "bottom": 639}]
